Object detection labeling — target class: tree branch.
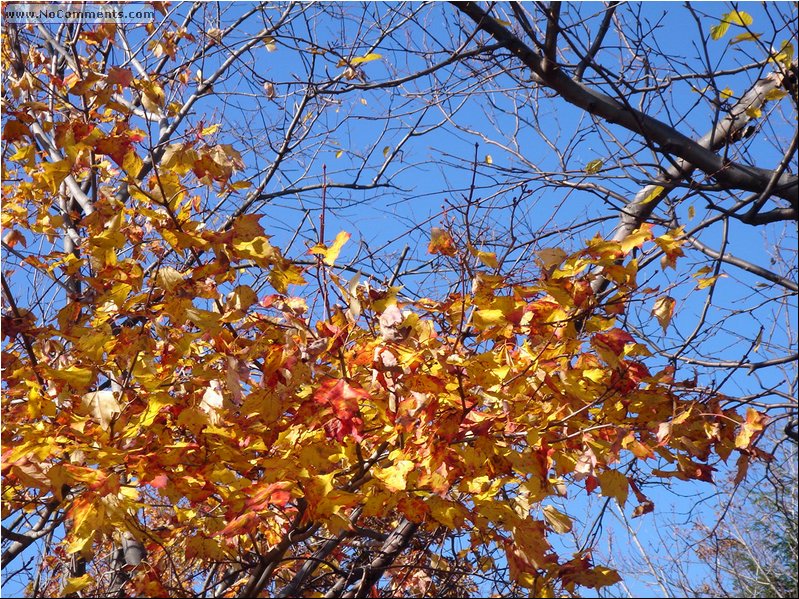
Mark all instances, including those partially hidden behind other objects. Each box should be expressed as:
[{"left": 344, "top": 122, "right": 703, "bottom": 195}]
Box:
[{"left": 451, "top": 1, "right": 798, "bottom": 204}]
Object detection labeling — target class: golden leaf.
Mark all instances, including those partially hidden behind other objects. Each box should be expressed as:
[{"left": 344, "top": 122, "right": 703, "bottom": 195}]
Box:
[
  {"left": 542, "top": 505, "right": 572, "bottom": 533},
  {"left": 651, "top": 296, "right": 676, "bottom": 332},
  {"left": 80, "top": 391, "right": 121, "bottom": 431},
  {"left": 309, "top": 230, "right": 351, "bottom": 266},
  {"left": 598, "top": 470, "right": 628, "bottom": 507}
]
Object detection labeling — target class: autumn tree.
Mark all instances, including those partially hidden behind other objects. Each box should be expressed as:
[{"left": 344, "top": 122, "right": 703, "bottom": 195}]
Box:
[{"left": 1, "top": 2, "right": 795, "bottom": 597}]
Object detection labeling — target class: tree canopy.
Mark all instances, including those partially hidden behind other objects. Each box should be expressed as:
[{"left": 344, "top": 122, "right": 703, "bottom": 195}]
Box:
[{"left": 2, "top": 2, "right": 796, "bottom": 597}]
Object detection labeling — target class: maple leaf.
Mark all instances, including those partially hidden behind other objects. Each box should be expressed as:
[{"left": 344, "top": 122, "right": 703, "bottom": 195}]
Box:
[
  {"left": 652, "top": 296, "right": 676, "bottom": 332},
  {"left": 372, "top": 459, "right": 415, "bottom": 492},
  {"left": 62, "top": 575, "right": 94, "bottom": 595},
  {"left": 3, "top": 119, "right": 32, "bottom": 142},
  {"left": 49, "top": 365, "right": 95, "bottom": 391},
  {"left": 619, "top": 224, "right": 654, "bottom": 254},
  {"left": 594, "top": 329, "right": 635, "bottom": 354},
  {"left": 598, "top": 470, "right": 628, "bottom": 507},
  {"left": 107, "top": 66, "right": 134, "bottom": 87},
  {"left": 79, "top": 391, "right": 121, "bottom": 431},
  {"left": 245, "top": 481, "right": 293, "bottom": 511},
  {"left": 309, "top": 230, "right": 351, "bottom": 266},
  {"left": 542, "top": 504, "right": 572, "bottom": 533},
  {"left": 428, "top": 227, "right": 457, "bottom": 256},
  {"left": 37, "top": 159, "right": 72, "bottom": 193},
  {"left": 314, "top": 379, "right": 368, "bottom": 442},
  {"left": 397, "top": 496, "right": 431, "bottom": 523},
  {"left": 735, "top": 408, "right": 765, "bottom": 449},
  {"left": 654, "top": 228, "right": 685, "bottom": 269}
]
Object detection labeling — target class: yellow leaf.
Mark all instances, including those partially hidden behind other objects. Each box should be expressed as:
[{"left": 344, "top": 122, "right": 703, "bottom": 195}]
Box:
[
  {"left": 473, "top": 309, "right": 506, "bottom": 328},
  {"left": 120, "top": 149, "right": 144, "bottom": 177},
  {"left": 66, "top": 497, "right": 100, "bottom": 553},
  {"left": 640, "top": 185, "right": 665, "bottom": 204},
  {"left": 38, "top": 159, "right": 72, "bottom": 193},
  {"left": 720, "top": 87, "right": 733, "bottom": 100},
  {"left": 201, "top": 123, "right": 220, "bottom": 136},
  {"left": 654, "top": 227, "right": 685, "bottom": 269},
  {"left": 335, "top": 149, "right": 343, "bottom": 158},
  {"left": 185, "top": 307, "right": 221, "bottom": 332},
  {"left": 735, "top": 408, "right": 765, "bottom": 449},
  {"left": 9, "top": 143, "right": 35, "bottom": 167},
  {"left": 619, "top": 225, "right": 653, "bottom": 254},
  {"left": 725, "top": 10, "right": 753, "bottom": 26},
  {"left": 160, "top": 144, "right": 197, "bottom": 176},
  {"left": 372, "top": 460, "right": 415, "bottom": 492},
  {"left": 227, "top": 285, "right": 258, "bottom": 311},
  {"left": 241, "top": 388, "right": 282, "bottom": 424},
  {"left": 710, "top": 22, "right": 729, "bottom": 41},
  {"left": 309, "top": 230, "right": 351, "bottom": 266},
  {"left": 585, "top": 159, "right": 603, "bottom": 174},
  {"left": 688, "top": 205, "right": 695, "bottom": 219},
  {"left": 155, "top": 266, "right": 184, "bottom": 292},
  {"left": 692, "top": 266, "right": 712, "bottom": 277},
  {"left": 495, "top": 18, "right": 512, "bottom": 27},
  {"left": 427, "top": 496, "right": 468, "bottom": 529},
  {"left": 730, "top": 32, "right": 761, "bottom": 44},
  {"left": 770, "top": 41, "right": 795, "bottom": 67},
  {"left": 582, "top": 368, "right": 606, "bottom": 383},
  {"left": 348, "top": 52, "right": 382, "bottom": 66},
  {"left": 536, "top": 247, "right": 567, "bottom": 270},
  {"left": 598, "top": 470, "right": 628, "bottom": 507},
  {"left": 62, "top": 574, "right": 94, "bottom": 595},
  {"left": 269, "top": 260, "right": 307, "bottom": 293},
  {"left": 542, "top": 505, "right": 572, "bottom": 533},
  {"left": 52, "top": 365, "right": 94, "bottom": 390},
  {"left": 233, "top": 236, "right": 276, "bottom": 266},
  {"left": 695, "top": 274, "right": 724, "bottom": 290},
  {"left": 382, "top": 146, "right": 391, "bottom": 157},
  {"left": 651, "top": 296, "right": 676, "bottom": 332},
  {"left": 468, "top": 244, "right": 498, "bottom": 268},
  {"left": 485, "top": 154, "right": 493, "bottom": 165},
  {"left": 262, "top": 35, "right": 277, "bottom": 51},
  {"left": 764, "top": 88, "right": 788, "bottom": 101},
  {"left": 80, "top": 391, "right": 121, "bottom": 431},
  {"left": 711, "top": 10, "right": 752, "bottom": 40},
  {"left": 746, "top": 106, "right": 762, "bottom": 119}
]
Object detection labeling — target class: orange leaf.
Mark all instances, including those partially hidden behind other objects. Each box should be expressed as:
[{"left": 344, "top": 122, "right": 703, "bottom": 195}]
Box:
[
  {"left": 314, "top": 379, "right": 368, "bottom": 442},
  {"left": 735, "top": 408, "right": 765, "bottom": 449},
  {"left": 428, "top": 227, "right": 457, "bottom": 256}
]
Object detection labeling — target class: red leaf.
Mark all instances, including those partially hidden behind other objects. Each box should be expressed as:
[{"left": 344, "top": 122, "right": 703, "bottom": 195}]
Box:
[
  {"left": 107, "top": 67, "right": 134, "bottom": 87},
  {"left": 150, "top": 474, "right": 169, "bottom": 489},
  {"left": 245, "top": 481, "right": 292, "bottom": 511},
  {"left": 593, "top": 329, "right": 635, "bottom": 355},
  {"left": 314, "top": 379, "right": 368, "bottom": 442}
]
